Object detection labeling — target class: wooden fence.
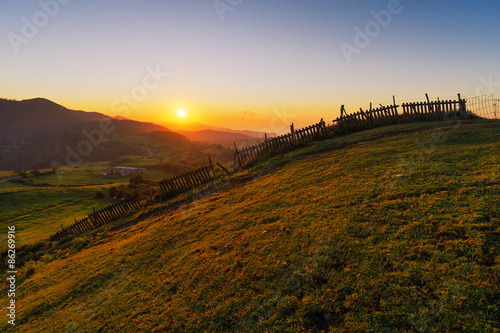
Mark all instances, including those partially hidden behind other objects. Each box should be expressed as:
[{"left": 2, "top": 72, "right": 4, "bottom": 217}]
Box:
[
  {"left": 234, "top": 94, "right": 468, "bottom": 168},
  {"left": 234, "top": 119, "right": 328, "bottom": 166},
  {"left": 48, "top": 198, "right": 142, "bottom": 243},
  {"left": 158, "top": 164, "right": 215, "bottom": 193},
  {"left": 334, "top": 103, "right": 400, "bottom": 130},
  {"left": 46, "top": 162, "right": 220, "bottom": 244},
  {"left": 25, "top": 93, "right": 472, "bottom": 245},
  {"left": 401, "top": 99, "right": 465, "bottom": 122},
  {"left": 334, "top": 95, "right": 467, "bottom": 130}
]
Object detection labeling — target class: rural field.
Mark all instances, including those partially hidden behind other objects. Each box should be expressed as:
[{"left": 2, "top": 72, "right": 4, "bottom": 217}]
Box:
[
  {"left": 1, "top": 118, "right": 498, "bottom": 332},
  {"left": 0, "top": 157, "right": 172, "bottom": 247}
]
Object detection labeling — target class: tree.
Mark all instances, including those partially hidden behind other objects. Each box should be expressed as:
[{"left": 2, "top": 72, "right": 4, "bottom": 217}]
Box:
[
  {"left": 109, "top": 186, "right": 118, "bottom": 198},
  {"left": 15, "top": 170, "right": 28, "bottom": 178},
  {"left": 129, "top": 174, "right": 144, "bottom": 185}
]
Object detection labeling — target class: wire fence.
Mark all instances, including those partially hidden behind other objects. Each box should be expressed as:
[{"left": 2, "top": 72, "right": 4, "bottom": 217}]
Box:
[{"left": 466, "top": 95, "right": 499, "bottom": 119}]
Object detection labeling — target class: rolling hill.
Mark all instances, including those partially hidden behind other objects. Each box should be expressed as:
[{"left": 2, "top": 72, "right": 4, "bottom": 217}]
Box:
[
  {"left": 0, "top": 97, "right": 170, "bottom": 141},
  {"left": 0, "top": 98, "right": 110, "bottom": 141},
  {"left": 177, "top": 129, "right": 262, "bottom": 148},
  {"left": 0, "top": 98, "right": 188, "bottom": 170},
  {"left": 162, "top": 120, "right": 275, "bottom": 139},
  {"left": 4, "top": 119, "right": 499, "bottom": 332}
]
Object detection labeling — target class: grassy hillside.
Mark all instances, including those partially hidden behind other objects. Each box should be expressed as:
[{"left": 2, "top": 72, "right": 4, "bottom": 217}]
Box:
[
  {"left": 0, "top": 185, "right": 119, "bottom": 246},
  {"left": 2, "top": 119, "right": 499, "bottom": 332}
]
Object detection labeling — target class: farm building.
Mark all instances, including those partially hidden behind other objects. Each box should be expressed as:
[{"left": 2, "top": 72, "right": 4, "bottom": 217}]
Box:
[{"left": 110, "top": 166, "right": 146, "bottom": 176}]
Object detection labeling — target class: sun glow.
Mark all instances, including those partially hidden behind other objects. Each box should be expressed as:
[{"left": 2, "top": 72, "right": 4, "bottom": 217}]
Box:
[{"left": 177, "top": 109, "right": 186, "bottom": 117}]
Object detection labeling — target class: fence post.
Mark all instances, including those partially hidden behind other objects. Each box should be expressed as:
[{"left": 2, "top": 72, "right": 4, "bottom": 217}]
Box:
[
  {"left": 369, "top": 102, "right": 372, "bottom": 115},
  {"left": 425, "top": 93, "right": 433, "bottom": 115},
  {"left": 458, "top": 93, "right": 466, "bottom": 117},
  {"left": 290, "top": 123, "right": 295, "bottom": 145},
  {"left": 392, "top": 96, "right": 398, "bottom": 123},
  {"left": 360, "top": 108, "right": 373, "bottom": 127}
]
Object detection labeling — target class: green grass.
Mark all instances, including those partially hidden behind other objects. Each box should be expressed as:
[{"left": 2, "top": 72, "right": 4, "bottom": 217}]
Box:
[
  {"left": 33, "top": 170, "right": 120, "bottom": 185},
  {"left": 0, "top": 170, "right": 16, "bottom": 180},
  {"left": 2, "top": 119, "right": 499, "bottom": 332},
  {"left": 0, "top": 181, "right": 30, "bottom": 190},
  {"left": 0, "top": 185, "right": 119, "bottom": 246},
  {"left": 109, "top": 155, "right": 161, "bottom": 167},
  {"left": 0, "top": 163, "right": 175, "bottom": 188}
]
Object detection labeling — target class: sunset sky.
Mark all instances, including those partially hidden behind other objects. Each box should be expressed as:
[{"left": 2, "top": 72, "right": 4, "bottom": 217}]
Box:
[{"left": 1, "top": 0, "right": 499, "bottom": 132}]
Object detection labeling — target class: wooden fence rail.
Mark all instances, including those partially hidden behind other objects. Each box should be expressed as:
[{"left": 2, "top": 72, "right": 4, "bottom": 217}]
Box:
[
  {"left": 29, "top": 93, "right": 472, "bottom": 247},
  {"left": 158, "top": 164, "right": 215, "bottom": 193},
  {"left": 401, "top": 99, "right": 464, "bottom": 122},
  {"left": 47, "top": 162, "right": 219, "bottom": 244},
  {"left": 334, "top": 103, "right": 400, "bottom": 130},
  {"left": 48, "top": 197, "right": 142, "bottom": 243},
  {"left": 234, "top": 94, "right": 468, "bottom": 168},
  {"left": 234, "top": 119, "right": 327, "bottom": 167},
  {"left": 334, "top": 97, "right": 466, "bottom": 130}
]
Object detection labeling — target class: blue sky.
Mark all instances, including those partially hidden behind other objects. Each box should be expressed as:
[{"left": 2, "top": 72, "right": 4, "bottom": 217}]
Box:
[{"left": 1, "top": 0, "right": 499, "bottom": 131}]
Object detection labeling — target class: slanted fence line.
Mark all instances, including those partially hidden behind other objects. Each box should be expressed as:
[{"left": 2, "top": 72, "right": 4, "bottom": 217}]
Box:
[
  {"left": 234, "top": 119, "right": 327, "bottom": 167},
  {"left": 13, "top": 92, "right": 477, "bottom": 248},
  {"left": 46, "top": 161, "right": 222, "bottom": 244},
  {"left": 234, "top": 93, "right": 470, "bottom": 168},
  {"left": 48, "top": 198, "right": 142, "bottom": 244},
  {"left": 334, "top": 103, "right": 400, "bottom": 130},
  {"left": 158, "top": 164, "right": 215, "bottom": 194}
]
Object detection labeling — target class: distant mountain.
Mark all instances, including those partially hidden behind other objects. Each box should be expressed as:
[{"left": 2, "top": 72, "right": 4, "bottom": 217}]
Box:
[
  {"left": 213, "top": 128, "right": 274, "bottom": 139},
  {"left": 0, "top": 98, "right": 168, "bottom": 141},
  {"left": 162, "top": 121, "right": 275, "bottom": 139},
  {"left": 177, "top": 129, "right": 262, "bottom": 148},
  {"left": 0, "top": 98, "right": 108, "bottom": 141},
  {"left": 0, "top": 98, "right": 184, "bottom": 170}
]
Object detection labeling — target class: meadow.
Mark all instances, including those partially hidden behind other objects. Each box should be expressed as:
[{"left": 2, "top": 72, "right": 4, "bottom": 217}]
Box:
[
  {"left": 1, "top": 119, "right": 498, "bottom": 332},
  {"left": 0, "top": 185, "right": 116, "bottom": 246}
]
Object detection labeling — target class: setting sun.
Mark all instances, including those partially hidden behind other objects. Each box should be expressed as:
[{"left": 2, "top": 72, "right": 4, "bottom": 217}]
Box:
[{"left": 177, "top": 109, "right": 186, "bottom": 117}]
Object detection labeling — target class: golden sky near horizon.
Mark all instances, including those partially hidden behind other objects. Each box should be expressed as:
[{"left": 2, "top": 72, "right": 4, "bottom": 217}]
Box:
[{"left": 1, "top": 1, "right": 499, "bottom": 132}]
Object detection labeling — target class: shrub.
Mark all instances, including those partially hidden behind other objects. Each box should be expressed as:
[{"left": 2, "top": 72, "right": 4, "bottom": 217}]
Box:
[
  {"left": 15, "top": 170, "right": 28, "bottom": 178},
  {"left": 129, "top": 174, "right": 144, "bottom": 185},
  {"left": 31, "top": 169, "right": 41, "bottom": 176},
  {"left": 109, "top": 186, "right": 118, "bottom": 198}
]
